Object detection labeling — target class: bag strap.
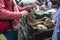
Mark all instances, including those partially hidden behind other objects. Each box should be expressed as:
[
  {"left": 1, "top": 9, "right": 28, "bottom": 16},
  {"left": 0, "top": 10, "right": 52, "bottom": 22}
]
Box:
[{"left": 12, "top": 0, "right": 14, "bottom": 11}]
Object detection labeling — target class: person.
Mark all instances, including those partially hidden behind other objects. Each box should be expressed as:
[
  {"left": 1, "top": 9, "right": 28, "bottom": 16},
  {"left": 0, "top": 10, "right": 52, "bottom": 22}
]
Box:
[
  {"left": 43, "top": 0, "right": 52, "bottom": 10},
  {"left": 0, "top": 0, "right": 33, "bottom": 40},
  {"left": 46, "top": 0, "right": 52, "bottom": 10},
  {"left": 52, "top": 1, "right": 60, "bottom": 40}
]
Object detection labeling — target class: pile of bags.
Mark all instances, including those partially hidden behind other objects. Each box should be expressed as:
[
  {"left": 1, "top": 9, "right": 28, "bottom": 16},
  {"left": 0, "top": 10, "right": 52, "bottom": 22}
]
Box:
[
  {"left": 27, "top": 10, "right": 56, "bottom": 31},
  {"left": 29, "top": 17, "right": 56, "bottom": 31}
]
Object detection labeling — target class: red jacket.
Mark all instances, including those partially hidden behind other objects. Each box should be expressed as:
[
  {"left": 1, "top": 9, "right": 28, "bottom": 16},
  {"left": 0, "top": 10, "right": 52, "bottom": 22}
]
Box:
[{"left": 0, "top": 0, "right": 32, "bottom": 30}]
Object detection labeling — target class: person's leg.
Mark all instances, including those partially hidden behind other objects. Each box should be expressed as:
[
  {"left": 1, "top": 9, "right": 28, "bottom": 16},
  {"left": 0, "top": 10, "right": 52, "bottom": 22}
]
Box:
[{"left": 3, "top": 30, "right": 18, "bottom": 40}]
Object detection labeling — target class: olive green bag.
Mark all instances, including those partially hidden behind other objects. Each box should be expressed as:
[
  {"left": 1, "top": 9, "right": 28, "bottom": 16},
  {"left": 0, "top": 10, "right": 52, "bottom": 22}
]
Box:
[{"left": 0, "top": 34, "right": 7, "bottom": 40}]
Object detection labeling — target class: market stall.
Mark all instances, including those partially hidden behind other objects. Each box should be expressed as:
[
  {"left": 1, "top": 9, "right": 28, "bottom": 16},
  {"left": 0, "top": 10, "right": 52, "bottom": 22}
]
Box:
[
  {"left": 18, "top": 0, "right": 57, "bottom": 40},
  {"left": 20, "top": 8, "right": 57, "bottom": 40}
]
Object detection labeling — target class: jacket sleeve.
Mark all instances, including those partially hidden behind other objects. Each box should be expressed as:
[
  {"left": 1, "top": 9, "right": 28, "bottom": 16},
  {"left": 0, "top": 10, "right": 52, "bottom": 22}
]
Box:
[
  {"left": 34, "top": 1, "right": 40, "bottom": 6},
  {"left": 18, "top": 5, "right": 32, "bottom": 11},
  {"left": 0, "top": 0, "right": 22, "bottom": 20}
]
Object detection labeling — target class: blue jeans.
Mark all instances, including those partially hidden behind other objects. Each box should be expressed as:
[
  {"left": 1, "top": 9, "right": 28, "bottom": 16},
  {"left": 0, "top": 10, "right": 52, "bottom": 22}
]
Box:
[{"left": 3, "top": 30, "right": 18, "bottom": 40}]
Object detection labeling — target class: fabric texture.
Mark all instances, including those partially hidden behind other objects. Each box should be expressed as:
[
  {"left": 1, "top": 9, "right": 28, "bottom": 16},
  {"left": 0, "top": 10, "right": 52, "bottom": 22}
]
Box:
[
  {"left": 52, "top": 7, "right": 60, "bottom": 40},
  {"left": 0, "top": 0, "right": 32, "bottom": 30}
]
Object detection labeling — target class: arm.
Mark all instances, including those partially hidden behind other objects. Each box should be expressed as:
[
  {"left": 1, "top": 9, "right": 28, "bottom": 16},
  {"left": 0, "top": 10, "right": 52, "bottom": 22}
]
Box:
[
  {"left": 18, "top": 5, "right": 32, "bottom": 11},
  {"left": 0, "top": 8, "right": 22, "bottom": 20},
  {"left": 34, "top": 1, "right": 40, "bottom": 6},
  {"left": 18, "top": 1, "right": 40, "bottom": 11}
]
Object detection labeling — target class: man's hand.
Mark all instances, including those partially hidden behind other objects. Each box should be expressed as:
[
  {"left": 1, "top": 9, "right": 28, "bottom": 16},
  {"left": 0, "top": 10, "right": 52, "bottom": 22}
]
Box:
[
  {"left": 31, "top": 4, "right": 37, "bottom": 9},
  {"left": 21, "top": 10, "right": 29, "bottom": 16}
]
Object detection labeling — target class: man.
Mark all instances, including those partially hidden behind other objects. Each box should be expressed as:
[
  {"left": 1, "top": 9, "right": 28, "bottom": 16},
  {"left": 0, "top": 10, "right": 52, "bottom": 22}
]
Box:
[
  {"left": 0, "top": 0, "right": 33, "bottom": 40},
  {"left": 47, "top": 0, "right": 52, "bottom": 10},
  {"left": 43, "top": 0, "right": 52, "bottom": 10},
  {"left": 52, "top": 1, "right": 60, "bottom": 40}
]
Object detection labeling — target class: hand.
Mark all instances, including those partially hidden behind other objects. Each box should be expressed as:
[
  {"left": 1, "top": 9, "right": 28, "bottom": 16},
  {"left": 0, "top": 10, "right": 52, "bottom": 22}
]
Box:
[
  {"left": 27, "top": 4, "right": 36, "bottom": 8},
  {"left": 31, "top": 4, "right": 37, "bottom": 8},
  {"left": 21, "top": 10, "right": 29, "bottom": 16}
]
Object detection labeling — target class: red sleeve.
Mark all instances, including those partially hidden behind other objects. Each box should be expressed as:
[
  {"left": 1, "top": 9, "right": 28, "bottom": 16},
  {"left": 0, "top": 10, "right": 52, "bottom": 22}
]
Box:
[
  {"left": 0, "top": 8, "right": 22, "bottom": 20},
  {"left": 18, "top": 5, "right": 32, "bottom": 11},
  {"left": 0, "top": 0, "right": 22, "bottom": 20},
  {"left": 34, "top": 1, "right": 40, "bottom": 6}
]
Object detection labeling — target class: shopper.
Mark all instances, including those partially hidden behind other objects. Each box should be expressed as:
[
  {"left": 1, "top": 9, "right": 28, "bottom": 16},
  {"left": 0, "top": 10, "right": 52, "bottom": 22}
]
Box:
[
  {"left": 0, "top": 0, "right": 33, "bottom": 40},
  {"left": 46, "top": 0, "right": 52, "bottom": 10}
]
